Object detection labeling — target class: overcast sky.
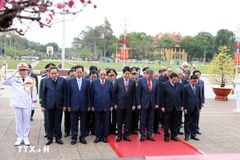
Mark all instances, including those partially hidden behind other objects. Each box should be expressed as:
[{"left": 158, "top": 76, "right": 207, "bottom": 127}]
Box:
[{"left": 23, "top": 0, "right": 240, "bottom": 48}]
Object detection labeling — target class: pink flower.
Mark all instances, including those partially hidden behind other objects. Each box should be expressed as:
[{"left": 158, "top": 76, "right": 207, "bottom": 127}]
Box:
[
  {"left": 19, "top": 29, "right": 23, "bottom": 32},
  {"left": 87, "top": 0, "right": 91, "bottom": 4},
  {"left": 39, "top": 23, "right": 44, "bottom": 28},
  {"left": 93, "top": 4, "right": 97, "bottom": 9},
  {"left": 57, "top": 3, "right": 65, "bottom": 9},
  {"left": 68, "top": 0, "right": 74, "bottom": 8},
  {"left": 0, "top": 0, "right": 5, "bottom": 9},
  {"left": 80, "top": 0, "right": 85, "bottom": 4}
]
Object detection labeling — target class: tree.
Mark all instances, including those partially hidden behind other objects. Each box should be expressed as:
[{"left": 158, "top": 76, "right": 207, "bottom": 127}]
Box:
[
  {"left": 0, "top": 0, "right": 97, "bottom": 35},
  {"left": 157, "top": 37, "right": 175, "bottom": 61},
  {"left": 215, "top": 29, "right": 235, "bottom": 55},
  {"left": 80, "top": 49, "right": 92, "bottom": 61},
  {"left": 208, "top": 46, "right": 235, "bottom": 87}
]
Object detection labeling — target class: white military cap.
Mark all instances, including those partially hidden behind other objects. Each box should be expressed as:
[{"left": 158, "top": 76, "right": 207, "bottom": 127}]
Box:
[{"left": 17, "top": 62, "right": 29, "bottom": 70}]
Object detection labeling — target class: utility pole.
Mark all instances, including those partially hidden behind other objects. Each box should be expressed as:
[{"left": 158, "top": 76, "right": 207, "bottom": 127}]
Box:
[{"left": 122, "top": 18, "right": 129, "bottom": 67}]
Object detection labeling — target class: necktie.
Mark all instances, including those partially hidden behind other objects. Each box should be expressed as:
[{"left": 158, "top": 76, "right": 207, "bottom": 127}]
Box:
[
  {"left": 22, "top": 78, "right": 25, "bottom": 82},
  {"left": 125, "top": 79, "right": 128, "bottom": 91},
  {"left": 178, "top": 79, "right": 180, "bottom": 82},
  {"left": 102, "top": 80, "right": 104, "bottom": 86},
  {"left": 193, "top": 86, "right": 196, "bottom": 95},
  {"left": 78, "top": 79, "right": 81, "bottom": 91},
  {"left": 148, "top": 80, "right": 152, "bottom": 92}
]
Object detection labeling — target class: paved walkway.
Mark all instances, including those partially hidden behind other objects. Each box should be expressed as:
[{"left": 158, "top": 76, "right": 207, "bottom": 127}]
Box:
[{"left": 0, "top": 74, "right": 240, "bottom": 159}]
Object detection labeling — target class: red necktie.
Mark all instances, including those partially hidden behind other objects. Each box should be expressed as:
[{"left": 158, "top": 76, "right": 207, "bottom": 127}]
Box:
[
  {"left": 148, "top": 80, "right": 152, "bottom": 92},
  {"left": 125, "top": 79, "right": 128, "bottom": 91},
  {"left": 102, "top": 80, "right": 104, "bottom": 86},
  {"left": 178, "top": 79, "right": 180, "bottom": 82}
]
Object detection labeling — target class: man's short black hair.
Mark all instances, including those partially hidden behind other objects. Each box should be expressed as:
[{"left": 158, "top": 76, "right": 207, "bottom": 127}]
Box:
[
  {"left": 170, "top": 72, "right": 178, "bottom": 79},
  {"left": 131, "top": 67, "right": 138, "bottom": 72},
  {"left": 75, "top": 65, "right": 84, "bottom": 71},
  {"left": 107, "top": 69, "right": 117, "bottom": 76},
  {"left": 68, "top": 69, "right": 75, "bottom": 75},
  {"left": 185, "top": 70, "right": 191, "bottom": 75},
  {"left": 49, "top": 66, "right": 58, "bottom": 72},
  {"left": 28, "top": 64, "right": 32, "bottom": 69},
  {"left": 190, "top": 74, "right": 199, "bottom": 80},
  {"left": 142, "top": 67, "right": 149, "bottom": 72},
  {"left": 159, "top": 69, "right": 163, "bottom": 73},
  {"left": 123, "top": 66, "right": 131, "bottom": 73},
  {"left": 89, "top": 70, "right": 98, "bottom": 76},
  {"left": 71, "top": 66, "right": 76, "bottom": 70},
  {"left": 89, "top": 65, "right": 98, "bottom": 71},
  {"left": 193, "top": 70, "right": 201, "bottom": 75}
]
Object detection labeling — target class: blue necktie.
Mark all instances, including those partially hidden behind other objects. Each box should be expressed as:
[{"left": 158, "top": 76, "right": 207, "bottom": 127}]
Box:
[
  {"left": 192, "top": 86, "right": 196, "bottom": 95},
  {"left": 78, "top": 79, "right": 81, "bottom": 91}
]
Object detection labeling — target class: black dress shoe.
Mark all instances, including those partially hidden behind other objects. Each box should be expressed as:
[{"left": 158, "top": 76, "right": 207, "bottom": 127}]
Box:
[
  {"left": 31, "top": 118, "right": 33, "bottom": 121},
  {"left": 164, "top": 137, "right": 169, "bottom": 142},
  {"left": 102, "top": 137, "right": 108, "bottom": 143},
  {"left": 140, "top": 135, "right": 145, "bottom": 142},
  {"left": 64, "top": 133, "right": 69, "bottom": 137},
  {"left": 56, "top": 139, "right": 64, "bottom": 145},
  {"left": 147, "top": 136, "right": 155, "bottom": 141},
  {"left": 71, "top": 139, "right": 76, "bottom": 145},
  {"left": 178, "top": 131, "right": 184, "bottom": 135},
  {"left": 46, "top": 140, "right": 52, "bottom": 145},
  {"left": 111, "top": 130, "right": 118, "bottom": 135},
  {"left": 185, "top": 137, "right": 189, "bottom": 141},
  {"left": 116, "top": 136, "right": 122, "bottom": 142},
  {"left": 132, "top": 130, "right": 138, "bottom": 135},
  {"left": 154, "top": 130, "right": 161, "bottom": 134},
  {"left": 191, "top": 136, "right": 199, "bottom": 141},
  {"left": 91, "top": 131, "right": 96, "bottom": 135},
  {"left": 123, "top": 136, "right": 132, "bottom": 142},
  {"left": 94, "top": 137, "right": 101, "bottom": 143},
  {"left": 44, "top": 135, "right": 48, "bottom": 138},
  {"left": 80, "top": 138, "right": 87, "bottom": 144},
  {"left": 196, "top": 131, "right": 202, "bottom": 135},
  {"left": 171, "top": 136, "right": 178, "bottom": 142}
]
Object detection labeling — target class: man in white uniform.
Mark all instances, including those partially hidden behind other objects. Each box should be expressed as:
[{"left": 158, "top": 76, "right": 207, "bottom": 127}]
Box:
[{"left": 2, "top": 62, "right": 37, "bottom": 146}]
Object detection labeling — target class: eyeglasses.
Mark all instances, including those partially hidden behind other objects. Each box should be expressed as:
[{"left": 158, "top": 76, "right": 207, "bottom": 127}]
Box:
[
  {"left": 108, "top": 74, "right": 115, "bottom": 77},
  {"left": 131, "top": 72, "right": 137, "bottom": 75},
  {"left": 100, "top": 74, "right": 106, "bottom": 76}
]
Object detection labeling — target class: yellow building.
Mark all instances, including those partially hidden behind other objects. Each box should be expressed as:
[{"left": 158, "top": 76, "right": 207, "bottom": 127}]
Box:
[{"left": 152, "top": 32, "right": 188, "bottom": 62}]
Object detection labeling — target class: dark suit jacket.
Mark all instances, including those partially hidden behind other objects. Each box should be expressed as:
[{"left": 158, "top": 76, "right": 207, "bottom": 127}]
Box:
[
  {"left": 197, "top": 79, "right": 205, "bottom": 104},
  {"left": 41, "top": 76, "right": 67, "bottom": 109},
  {"left": 159, "top": 75, "right": 169, "bottom": 83},
  {"left": 67, "top": 77, "right": 90, "bottom": 111},
  {"left": 137, "top": 77, "right": 159, "bottom": 109},
  {"left": 30, "top": 72, "right": 39, "bottom": 94},
  {"left": 91, "top": 78, "right": 113, "bottom": 112},
  {"left": 177, "top": 77, "right": 188, "bottom": 87},
  {"left": 182, "top": 84, "right": 202, "bottom": 112},
  {"left": 113, "top": 77, "right": 136, "bottom": 109},
  {"left": 162, "top": 81, "right": 182, "bottom": 112}
]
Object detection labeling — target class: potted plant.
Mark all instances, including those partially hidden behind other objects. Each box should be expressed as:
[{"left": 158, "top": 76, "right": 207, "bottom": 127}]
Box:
[{"left": 208, "top": 46, "right": 235, "bottom": 101}]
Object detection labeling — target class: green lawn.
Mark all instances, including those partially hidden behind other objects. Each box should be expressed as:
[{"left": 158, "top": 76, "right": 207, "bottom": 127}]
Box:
[
  {"left": 0, "top": 60, "right": 209, "bottom": 74},
  {"left": 0, "top": 60, "right": 33, "bottom": 69}
]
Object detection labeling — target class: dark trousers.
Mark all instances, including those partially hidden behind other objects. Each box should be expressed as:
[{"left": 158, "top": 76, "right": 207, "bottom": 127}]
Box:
[
  {"left": 117, "top": 108, "right": 132, "bottom": 137},
  {"left": 154, "top": 107, "right": 160, "bottom": 131},
  {"left": 47, "top": 107, "right": 63, "bottom": 140},
  {"left": 177, "top": 111, "right": 183, "bottom": 132},
  {"left": 110, "top": 108, "right": 117, "bottom": 133},
  {"left": 132, "top": 109, "right": 139, "bottom": 131},
  {"left": 196, "top": 112, "right": 200, "bottom": 132},
  {"left": 87, "top": 110, "right": 95, "bottom": 134},
  {"left": 160, "top": 111, "right": 164, "bottom": 126},
  {"left": 71, "top": 110, "right": 88, "bottom": 140},
  {"left": 184, "top": 108, "right": 199, "bottom": 138},
  {"left": 164, "top": 107, "right": 179, "bottom": 138},
  {"left": 140, "top": 106, "right": 155, "bottom": 136},
  {"left": 64, "top": 110, "right": 71, "bottom": 134},
  {"left": 31, "top": 110, "right": 34, "bottom": 119},
  {"left": 95, "top": 111, "right": 110, "bottom": 139}
]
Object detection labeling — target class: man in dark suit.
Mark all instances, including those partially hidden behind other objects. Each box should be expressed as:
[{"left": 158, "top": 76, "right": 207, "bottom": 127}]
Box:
[
  {"left": 161, "top": 72, "right": 183, "bottom": 142},
  {"left": 84, "top": 65, "right": 98, "bottom": 79},
  {"left": 86, "top": 70, "right": 98, "bottom": 136},
  {"left": 107, "top": 69, "right": 118, "bottom": 135},
  {"left": 137, "top": 69, "right": 159, "bottom": 142},
  {"left": 159, "top": 67, "right": 172, "bottom": 83},
  {"left": 130, "top": 67, "right": 139, "bottom": 135},
  {"left": 176, "top": 68, "right": 188, "bottom": 135},
  {"left": 182, "top": 75, "right": 202, "bottom": 141},
  {"left": 41, "top": 66, "right": 67, "bottom": 145},
  {"left": 27, "top": 64, "right": 39, "bottom": 121},
  {"left": 91, "top": 69, "right": 114, "bottom": 143},
  {"left": 114, "top": 66, "right": 136, "bottom": 142},
  {"left": 193, "top": 70, "right": 205, "bottom": 135},
  {"left": 67, "top": 65, "right": 90, "bottom": 145}
]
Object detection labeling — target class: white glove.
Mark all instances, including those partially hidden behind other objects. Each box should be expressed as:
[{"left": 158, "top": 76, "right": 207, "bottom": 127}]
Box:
[{"left": 31, "top": 103, "right": 37, "bottom": 110}]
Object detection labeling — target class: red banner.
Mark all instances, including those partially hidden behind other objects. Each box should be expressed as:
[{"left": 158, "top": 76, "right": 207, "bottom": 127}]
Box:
[
  {"left": 234, "top": 53, "right": 240, "bottom": 64},
  {"left": 120, "top": 48, "right": 129, "bottom": 60}
]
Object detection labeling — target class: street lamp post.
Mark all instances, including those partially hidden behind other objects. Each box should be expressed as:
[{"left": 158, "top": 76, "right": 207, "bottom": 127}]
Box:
[{"left": 235, "top": 26, "right": 240, "bottom": 70}]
